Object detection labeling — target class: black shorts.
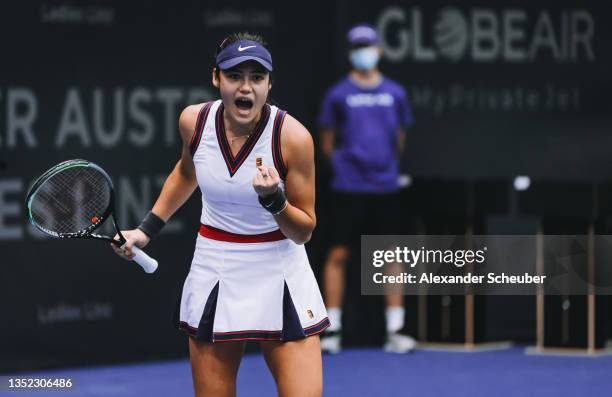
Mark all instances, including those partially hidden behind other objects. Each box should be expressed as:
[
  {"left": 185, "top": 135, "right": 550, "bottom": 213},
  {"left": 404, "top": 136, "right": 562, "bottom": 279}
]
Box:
[{"left": 328, "top": 191, "right": 403, "bottom": 247}]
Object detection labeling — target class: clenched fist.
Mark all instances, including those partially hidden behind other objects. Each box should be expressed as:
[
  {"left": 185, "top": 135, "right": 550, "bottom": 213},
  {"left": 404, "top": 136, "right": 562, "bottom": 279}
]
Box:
[{"left": 253, "top": 165, "right": 280, "bottom": 197}]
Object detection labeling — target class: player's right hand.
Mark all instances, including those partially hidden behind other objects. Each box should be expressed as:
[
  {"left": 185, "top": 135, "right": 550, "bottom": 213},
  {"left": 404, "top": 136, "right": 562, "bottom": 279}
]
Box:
[{"left": 111, "top": 229, "right": 151, "bottom": 261}]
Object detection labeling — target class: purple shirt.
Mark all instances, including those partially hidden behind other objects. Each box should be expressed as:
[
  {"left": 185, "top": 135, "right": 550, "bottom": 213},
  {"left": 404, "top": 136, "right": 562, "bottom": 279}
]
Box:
[{"left": 318, "top": 76, "right": 413, "bottom": 193}]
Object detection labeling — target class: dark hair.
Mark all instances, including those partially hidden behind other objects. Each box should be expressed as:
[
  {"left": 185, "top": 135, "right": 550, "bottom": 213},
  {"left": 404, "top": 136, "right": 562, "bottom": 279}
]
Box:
[
  {"left": 214, "top": 32, "right": 273, "bottom": 82},
  {"left": 216, "top": 32, "right": 269, "bottom": 56}
]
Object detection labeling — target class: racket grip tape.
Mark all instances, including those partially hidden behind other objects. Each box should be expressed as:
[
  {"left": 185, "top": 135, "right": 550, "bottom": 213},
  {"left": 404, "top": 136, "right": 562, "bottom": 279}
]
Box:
[{"left": 132, "top": 246, "right": 158, "bottom": 273}]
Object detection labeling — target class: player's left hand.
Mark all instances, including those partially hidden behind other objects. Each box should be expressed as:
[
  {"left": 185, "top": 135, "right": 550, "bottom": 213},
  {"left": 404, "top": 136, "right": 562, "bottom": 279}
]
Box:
[{"left": 253, "top": 165, "right": 280, "bottom": 197}]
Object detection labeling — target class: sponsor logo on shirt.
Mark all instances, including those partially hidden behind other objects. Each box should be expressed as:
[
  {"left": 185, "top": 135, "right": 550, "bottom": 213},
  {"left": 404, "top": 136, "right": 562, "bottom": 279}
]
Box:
[{"left": 346, "top": 93, "right": 395, "bottom": 107}]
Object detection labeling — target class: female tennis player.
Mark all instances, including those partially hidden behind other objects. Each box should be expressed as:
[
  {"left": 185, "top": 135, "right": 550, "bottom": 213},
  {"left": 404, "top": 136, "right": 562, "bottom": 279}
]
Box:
[{"left": 111, "top": 33, "right": 329, "bottom": 397}]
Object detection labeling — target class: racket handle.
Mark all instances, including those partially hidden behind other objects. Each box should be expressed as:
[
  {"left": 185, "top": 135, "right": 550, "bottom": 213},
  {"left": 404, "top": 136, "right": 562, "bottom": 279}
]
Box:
[{"left": 132, "top": 246, "right": 158, "bottom": 273}]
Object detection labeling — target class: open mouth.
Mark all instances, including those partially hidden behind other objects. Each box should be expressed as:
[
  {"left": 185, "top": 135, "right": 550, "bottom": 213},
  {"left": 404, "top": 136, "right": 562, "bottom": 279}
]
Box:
[{"left": 235, "top": 98, "right": 254, "bottom": 111}]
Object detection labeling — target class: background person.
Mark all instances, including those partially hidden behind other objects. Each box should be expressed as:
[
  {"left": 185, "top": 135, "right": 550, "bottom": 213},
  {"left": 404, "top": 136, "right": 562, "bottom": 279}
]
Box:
[{"left": 318, "top": 24, "right": 415, "bottom": 354}]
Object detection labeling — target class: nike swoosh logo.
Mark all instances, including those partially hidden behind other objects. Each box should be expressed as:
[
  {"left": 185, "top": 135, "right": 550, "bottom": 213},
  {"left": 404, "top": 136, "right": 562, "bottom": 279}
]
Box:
[{"left": 238, "top": 45, "right": 256, "bottom": 52}]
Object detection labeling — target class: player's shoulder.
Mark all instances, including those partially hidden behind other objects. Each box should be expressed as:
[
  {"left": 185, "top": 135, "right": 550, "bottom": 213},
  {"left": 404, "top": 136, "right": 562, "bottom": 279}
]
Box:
[
  {"left": 281, "top": 113, "right": 312, "bottom": 142},
  {"left": 179, "top": 103, "right": 208, "bottom": 141},
  {"left": 280, "top": 112, "right": 313, "bottom": 153},
  {"left": 180, "top": 103, "right": 206, "bottom": 125}
]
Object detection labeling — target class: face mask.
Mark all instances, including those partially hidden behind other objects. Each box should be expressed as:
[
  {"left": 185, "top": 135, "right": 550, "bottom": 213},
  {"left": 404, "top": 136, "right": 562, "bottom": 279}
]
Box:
[{"left": 349, "top": 47, "right": 380, "bottom": 71}]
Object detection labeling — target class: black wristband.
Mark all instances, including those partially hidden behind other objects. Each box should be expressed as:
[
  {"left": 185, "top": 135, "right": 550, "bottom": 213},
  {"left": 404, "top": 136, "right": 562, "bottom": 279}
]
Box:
[
  {"left": 138, "top": 211, "right": 166, "bottom": 239},
  {"left": 258, "top": 189, "right": 288, "bottom": 215}
]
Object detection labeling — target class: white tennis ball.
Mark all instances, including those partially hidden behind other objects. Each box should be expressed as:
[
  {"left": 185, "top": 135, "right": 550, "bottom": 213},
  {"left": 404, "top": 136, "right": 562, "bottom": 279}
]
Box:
[{"left": 513, "top": 176, "right": 531, "bottom": 191}]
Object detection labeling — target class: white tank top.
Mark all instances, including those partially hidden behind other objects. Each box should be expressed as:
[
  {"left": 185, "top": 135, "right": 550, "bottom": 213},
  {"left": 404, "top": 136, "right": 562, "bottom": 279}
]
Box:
[{"left": 190, "top": 100, "right": 288, "bottom": 235}]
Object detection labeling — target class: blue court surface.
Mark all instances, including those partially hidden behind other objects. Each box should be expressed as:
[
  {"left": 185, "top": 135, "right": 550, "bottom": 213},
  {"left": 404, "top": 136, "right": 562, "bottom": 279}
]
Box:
[{"left": 2, "top": 347, "right": 611, "bottom": 396}]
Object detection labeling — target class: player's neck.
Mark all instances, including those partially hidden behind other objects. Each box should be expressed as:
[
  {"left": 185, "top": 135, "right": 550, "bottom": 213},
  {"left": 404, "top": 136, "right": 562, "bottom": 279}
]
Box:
[
  {"left": 349, "top": 69, "right": 382, "bottom": 89},
  {"left": 224, "top": 109, "right": 261, "bottom": 138}
]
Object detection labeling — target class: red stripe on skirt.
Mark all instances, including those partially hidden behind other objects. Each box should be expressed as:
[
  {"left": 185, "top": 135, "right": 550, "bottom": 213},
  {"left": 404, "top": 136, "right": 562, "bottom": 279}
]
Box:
[{"left": 199, "top": 224, "right": 286, "bottom": 243}]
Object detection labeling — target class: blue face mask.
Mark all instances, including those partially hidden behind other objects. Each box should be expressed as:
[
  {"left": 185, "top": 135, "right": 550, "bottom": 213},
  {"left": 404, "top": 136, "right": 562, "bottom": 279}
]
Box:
[{"left": 349, "top": 47, "right": 380, "bottom": 71}]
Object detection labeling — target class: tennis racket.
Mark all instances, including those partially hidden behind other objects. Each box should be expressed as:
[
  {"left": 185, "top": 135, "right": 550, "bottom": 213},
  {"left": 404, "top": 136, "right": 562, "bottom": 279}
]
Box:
[{"left": 25, "top": 159, "right": 158, "bottom": 273}]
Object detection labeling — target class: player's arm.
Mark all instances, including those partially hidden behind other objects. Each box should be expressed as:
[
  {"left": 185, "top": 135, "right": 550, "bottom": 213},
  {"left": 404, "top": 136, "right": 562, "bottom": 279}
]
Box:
[
  {"left": 275, "top": 115, "right": 316, "bottom": 244},
  {"left": 150, "top": 104, "right": 201, "bottom": 221},
  {"left": 112, "top": 104, "right": 202, "bottom": 259},
  {"left": 253, "top": 115, "right": 316, "bottom": 245}
]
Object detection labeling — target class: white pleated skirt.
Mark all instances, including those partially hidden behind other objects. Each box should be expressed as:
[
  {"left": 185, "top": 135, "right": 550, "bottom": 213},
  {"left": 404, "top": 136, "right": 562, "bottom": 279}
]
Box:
[{"left": 175, "top": 233, "right": 329, "bottom": 342}]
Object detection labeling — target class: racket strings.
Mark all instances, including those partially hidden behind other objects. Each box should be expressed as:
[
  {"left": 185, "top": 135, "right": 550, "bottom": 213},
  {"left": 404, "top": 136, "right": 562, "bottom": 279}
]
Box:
[{"left": 30, "top": 166, "right": 112, "bottom": 236}]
